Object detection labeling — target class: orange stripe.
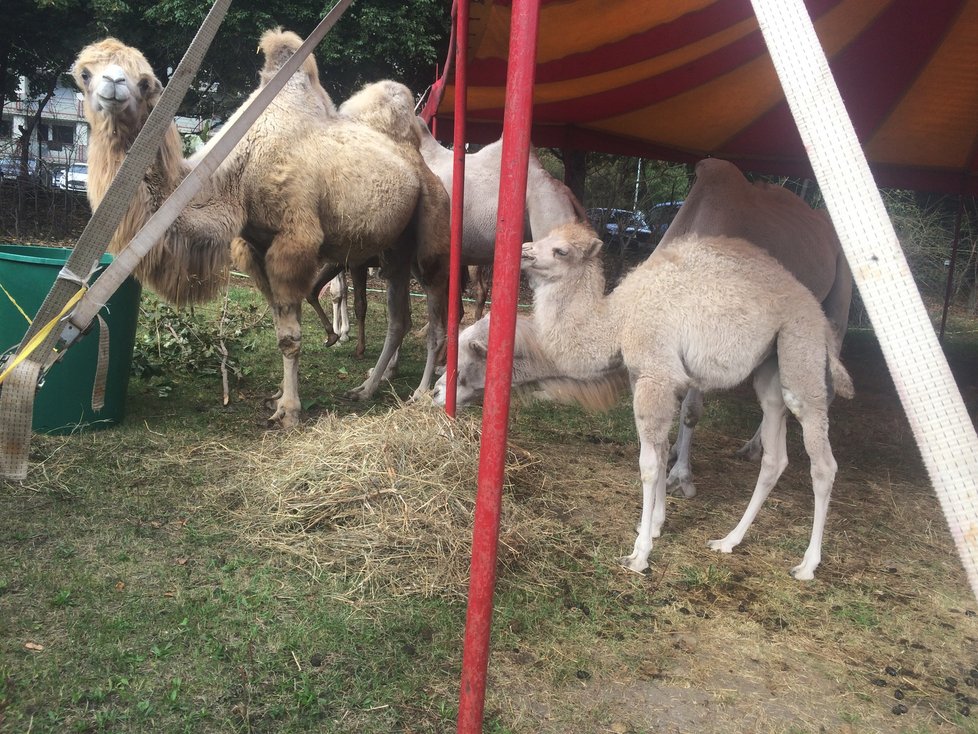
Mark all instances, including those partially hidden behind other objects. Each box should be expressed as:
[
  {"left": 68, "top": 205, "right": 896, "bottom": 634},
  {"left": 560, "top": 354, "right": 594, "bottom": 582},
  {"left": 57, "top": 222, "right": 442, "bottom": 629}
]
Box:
[{"left": 868, "top": 1, "right": 978, "bottom": 168}]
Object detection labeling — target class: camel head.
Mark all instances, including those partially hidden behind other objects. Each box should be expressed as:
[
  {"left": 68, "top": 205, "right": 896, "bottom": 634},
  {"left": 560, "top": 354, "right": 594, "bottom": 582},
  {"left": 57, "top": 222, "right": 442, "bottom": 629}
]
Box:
[
  {"left": 520, "top": 221, "right": 603, "bottom": 284},
  {"left": 340, "top": 80, "right": 419, "bottom": 147},
  {"left": 433, "top": 315, "right": 493, "bottom": 408},
  {"left": 72, "top": 38, "right": 162, "bottom": 143}
]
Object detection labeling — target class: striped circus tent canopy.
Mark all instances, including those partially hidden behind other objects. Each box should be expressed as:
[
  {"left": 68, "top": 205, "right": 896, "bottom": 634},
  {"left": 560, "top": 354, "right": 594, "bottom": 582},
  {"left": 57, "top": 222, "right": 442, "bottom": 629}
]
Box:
[{"left": 425, "top": 0, "right": 978, "bottom": 193}]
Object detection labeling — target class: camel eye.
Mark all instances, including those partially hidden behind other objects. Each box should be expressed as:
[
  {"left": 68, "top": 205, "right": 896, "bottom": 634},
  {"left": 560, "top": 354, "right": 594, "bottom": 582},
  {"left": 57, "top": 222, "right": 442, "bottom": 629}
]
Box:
[
  {"left": 553, "top": 247, "right": 568, "bottom": 257},
  {"left": 80, "top": 69, "right": 91, "bottom": 85},
  {"left": 138, "top": 78, "right": 151, "bottom": 95}
]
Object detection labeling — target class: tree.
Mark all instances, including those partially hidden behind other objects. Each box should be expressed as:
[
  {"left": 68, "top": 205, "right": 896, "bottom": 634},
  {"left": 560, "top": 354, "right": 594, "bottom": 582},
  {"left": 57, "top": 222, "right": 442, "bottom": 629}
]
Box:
[{"left": 83, "top": 0, "right": 451, "bottom": 121}]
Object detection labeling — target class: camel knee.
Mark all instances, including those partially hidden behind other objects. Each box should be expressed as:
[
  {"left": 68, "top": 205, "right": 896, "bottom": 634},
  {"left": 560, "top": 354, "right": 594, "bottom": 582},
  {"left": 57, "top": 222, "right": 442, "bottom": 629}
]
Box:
[{"left": 278, "top": 334, "right": 301, "bottom": 359}]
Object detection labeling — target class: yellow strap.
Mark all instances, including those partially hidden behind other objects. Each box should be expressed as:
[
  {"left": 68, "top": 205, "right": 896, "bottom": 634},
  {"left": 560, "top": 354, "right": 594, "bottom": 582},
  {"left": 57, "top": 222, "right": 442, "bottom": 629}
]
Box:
[
  {"left": 0, "top": 280, "right": 32, "bottom": 325},
  {"left": 0, "top": 287, "right": 87, "bottom": 387}
]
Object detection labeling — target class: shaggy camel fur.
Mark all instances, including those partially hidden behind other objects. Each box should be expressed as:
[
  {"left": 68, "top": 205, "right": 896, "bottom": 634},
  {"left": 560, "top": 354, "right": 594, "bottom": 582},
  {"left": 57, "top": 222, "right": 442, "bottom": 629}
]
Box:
[
  {"left": 73, "top": 32, "right": 451, "bottom": 428},
  {"left": 662, "top": 159, "right": 852, "bottom": 498},
  {"left": 307, "top": 81, "right": 434, "bottom": 356},
  {"left": 521, "top": 223, "right": 853, "bottom": 580},
  {"left": 416, "top": 118, "right": 585, "bottom": 320}
]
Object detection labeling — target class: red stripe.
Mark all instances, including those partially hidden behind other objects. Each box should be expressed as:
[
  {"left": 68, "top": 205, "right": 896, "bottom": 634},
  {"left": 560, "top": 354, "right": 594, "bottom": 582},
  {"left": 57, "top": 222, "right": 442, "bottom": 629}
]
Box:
[
  {"left": 468, "top": 0, "right": 761, "bottom": 85},
  {"left": 464, "top": 0, "right": 842, "bottom": 124}
]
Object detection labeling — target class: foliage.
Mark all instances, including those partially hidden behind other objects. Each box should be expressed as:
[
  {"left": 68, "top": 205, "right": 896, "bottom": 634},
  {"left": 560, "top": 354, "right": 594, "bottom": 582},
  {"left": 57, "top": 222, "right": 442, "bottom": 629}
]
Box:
[{"left": 130, "top": 291, "right": 262, "bottom": 394}]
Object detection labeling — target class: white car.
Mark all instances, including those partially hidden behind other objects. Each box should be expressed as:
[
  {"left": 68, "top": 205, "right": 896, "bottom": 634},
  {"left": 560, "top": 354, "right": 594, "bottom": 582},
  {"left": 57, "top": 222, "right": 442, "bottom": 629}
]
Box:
[{"left": 53, "top": 163, "right": 88, "bottom": 191}]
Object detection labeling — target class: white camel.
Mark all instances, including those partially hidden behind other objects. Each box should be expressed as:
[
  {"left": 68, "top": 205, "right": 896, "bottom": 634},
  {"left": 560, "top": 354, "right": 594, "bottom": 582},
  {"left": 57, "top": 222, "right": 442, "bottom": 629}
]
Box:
[
  {"left": 661, "top": 159, "right": 852, "bottom": 498},
  {"left": 521, "top": 223, "right": 854, "bottom": 580},
  {"left": 432, "top": 313, "right": 627, "bottom": 410},
  {"left": 416, "top": 119, "right": 585, "bottom": 320},
  {"left": 73, "top": 32, "right": 451, "bottom": 428}
]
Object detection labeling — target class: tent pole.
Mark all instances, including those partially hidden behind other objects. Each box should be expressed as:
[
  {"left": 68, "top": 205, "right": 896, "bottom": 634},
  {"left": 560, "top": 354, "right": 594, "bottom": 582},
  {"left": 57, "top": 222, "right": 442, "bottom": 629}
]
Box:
[
  {"left": 456, "top": 0, "right": 539, "bottom": 730},
  {"left": 446, "top": 0, "right": 470, "bottom": 418},
  {"left": 939, "top": 194, "right": 965, "bottom": 342},
  {"left": 750, "top": 0, "right": 978, "bottom": 602}
]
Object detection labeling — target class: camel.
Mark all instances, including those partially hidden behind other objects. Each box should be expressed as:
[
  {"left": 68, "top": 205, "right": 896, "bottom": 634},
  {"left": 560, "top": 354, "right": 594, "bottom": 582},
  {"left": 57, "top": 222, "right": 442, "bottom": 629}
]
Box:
[
  {"left": 661, "top": 159, "right": 852, "bottom": 498},
  {"left": 416, "top": 118, "right": 586, "bottom": 320},
  {"left": 520, "top": 222, "right": 853, "bottom": 580},
  {"left": 73, "top": 32, "right": 451, "bottom": 428},
  {"left": 431, "top": 313, "right": 627, "bottom": 410},
  {"left": 306, "top": 80, "right": 436, "bottom": 358}
]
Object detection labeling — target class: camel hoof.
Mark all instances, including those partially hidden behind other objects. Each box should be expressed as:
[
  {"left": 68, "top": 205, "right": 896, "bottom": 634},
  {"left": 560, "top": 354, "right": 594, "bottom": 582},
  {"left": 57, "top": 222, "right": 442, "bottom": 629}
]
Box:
[
  {"left": 323, "top": 333, "right": 340, "bottom": 348},
  {"left": 790, "top": 563, "right": 817, "bottom": 581},
  {"left": 707, "top": 538, "right": 735, "bottom": 554},
  {"left": 666, "top": 473, "right": 696, "bottom": 498},
  {"left": 266, "top": 410, "right": 299, "bottom": 430},
  {"left": 338, "top": 334, "right": 350, "bottom": 343},
  {"left": 617, "top": 555, "right": 649, "bottom": 574}
]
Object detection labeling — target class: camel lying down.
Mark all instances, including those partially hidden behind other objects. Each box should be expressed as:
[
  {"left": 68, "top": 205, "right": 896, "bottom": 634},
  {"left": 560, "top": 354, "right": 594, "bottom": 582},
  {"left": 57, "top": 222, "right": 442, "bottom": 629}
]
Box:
[{"left": 514, "top": 223, "right": 853, "bottom": 580}]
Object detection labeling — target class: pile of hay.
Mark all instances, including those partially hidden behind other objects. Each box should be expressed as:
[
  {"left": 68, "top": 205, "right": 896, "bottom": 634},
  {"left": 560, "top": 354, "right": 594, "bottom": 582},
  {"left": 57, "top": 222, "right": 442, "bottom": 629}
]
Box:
[{"left": 225, "top": 403, "right": 566, "bottom": 599}]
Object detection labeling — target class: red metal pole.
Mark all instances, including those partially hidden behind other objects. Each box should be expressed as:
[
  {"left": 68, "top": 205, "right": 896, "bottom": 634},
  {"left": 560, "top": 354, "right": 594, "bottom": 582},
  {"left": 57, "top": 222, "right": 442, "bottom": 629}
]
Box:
[
  {"left": 456, "top": 0, "right": 539, "bottom": 731},
  {"left": 445, "top": 0, "right": 470, "bottom": 418}
]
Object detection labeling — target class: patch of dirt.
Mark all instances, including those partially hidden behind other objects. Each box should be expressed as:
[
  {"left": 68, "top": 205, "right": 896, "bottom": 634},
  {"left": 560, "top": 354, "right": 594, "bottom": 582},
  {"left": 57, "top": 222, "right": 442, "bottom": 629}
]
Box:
[{"left": 486, "top": 327, "right": 978, "bottom": 733}]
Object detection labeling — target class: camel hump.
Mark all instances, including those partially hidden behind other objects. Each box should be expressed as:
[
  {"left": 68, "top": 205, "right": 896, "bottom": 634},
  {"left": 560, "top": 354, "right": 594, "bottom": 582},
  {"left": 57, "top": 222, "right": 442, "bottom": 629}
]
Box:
[{"left": 259, "top": 28, "right": 318, "bottom": 80}]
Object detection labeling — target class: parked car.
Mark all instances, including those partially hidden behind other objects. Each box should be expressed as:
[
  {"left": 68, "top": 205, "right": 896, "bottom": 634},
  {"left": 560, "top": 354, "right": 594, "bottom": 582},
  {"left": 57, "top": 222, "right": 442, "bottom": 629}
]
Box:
[
  {"left": 587, "top": 207, "right": 653, "bottom": 248},
  {"left": 646, "top": 200, "right": 684, "bottom": 242},
  {"left": 52, "top": 163, "right": 88, "bottom": 191},
  {"left": 0, "top": 157, "right": 40, "bottom": 181}
]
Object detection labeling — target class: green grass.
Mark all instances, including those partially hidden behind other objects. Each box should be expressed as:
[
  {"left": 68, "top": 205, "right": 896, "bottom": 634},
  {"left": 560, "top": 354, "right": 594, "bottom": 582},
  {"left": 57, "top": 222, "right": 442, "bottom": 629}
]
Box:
[{"left": 1, "top": 283, "right": 977, "bottom": 732}]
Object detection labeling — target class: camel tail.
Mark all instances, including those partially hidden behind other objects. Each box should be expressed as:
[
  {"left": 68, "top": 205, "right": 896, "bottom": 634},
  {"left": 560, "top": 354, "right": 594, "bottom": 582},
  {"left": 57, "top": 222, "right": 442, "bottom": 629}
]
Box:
[{"left": 828, "top": 352, "right": 855, "bottom": 401}]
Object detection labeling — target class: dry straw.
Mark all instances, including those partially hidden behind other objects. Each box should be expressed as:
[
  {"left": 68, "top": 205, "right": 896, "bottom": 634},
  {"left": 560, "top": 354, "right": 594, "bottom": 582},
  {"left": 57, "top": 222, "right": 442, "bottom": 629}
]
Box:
[{"left": 224, "top": 403, "right": 565, "bottom": 600}]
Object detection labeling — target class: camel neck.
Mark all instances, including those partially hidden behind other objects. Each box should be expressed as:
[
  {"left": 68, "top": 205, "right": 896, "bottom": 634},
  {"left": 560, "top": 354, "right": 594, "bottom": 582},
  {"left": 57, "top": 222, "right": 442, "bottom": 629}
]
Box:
[{"left": 531, "top": 260, "right": 619, "bottom": 379}]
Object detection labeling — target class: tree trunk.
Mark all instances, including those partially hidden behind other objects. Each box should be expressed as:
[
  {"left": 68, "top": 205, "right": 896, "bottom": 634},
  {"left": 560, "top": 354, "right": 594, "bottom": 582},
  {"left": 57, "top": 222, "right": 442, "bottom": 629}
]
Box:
[
  {"left": 15, "top": 87, "right": 54, "bottom": 235},
  {"left": 562, "top": 148, "right": 587, "bottom": 208}
]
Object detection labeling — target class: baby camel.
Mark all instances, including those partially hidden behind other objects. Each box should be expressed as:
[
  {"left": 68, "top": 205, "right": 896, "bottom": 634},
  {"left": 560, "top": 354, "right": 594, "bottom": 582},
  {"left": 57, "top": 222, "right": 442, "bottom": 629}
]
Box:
[{"left": 520, "top": 223, "right": 853, "bottom": 580}]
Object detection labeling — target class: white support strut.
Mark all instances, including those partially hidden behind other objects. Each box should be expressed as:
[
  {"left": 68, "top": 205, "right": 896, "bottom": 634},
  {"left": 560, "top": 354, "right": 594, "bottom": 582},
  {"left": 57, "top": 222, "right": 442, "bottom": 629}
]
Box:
[{"left": 750, "top": 0, "right": 978, "bottom": 599}]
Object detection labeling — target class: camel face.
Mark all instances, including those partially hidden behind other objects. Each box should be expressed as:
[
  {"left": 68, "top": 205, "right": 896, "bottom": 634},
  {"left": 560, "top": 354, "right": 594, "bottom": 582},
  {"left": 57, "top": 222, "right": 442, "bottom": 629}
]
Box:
[
  {"left": 73, "top": 39, "right": 161, "bottom": 134},
  {"left": 432, "top": 317, "right": 491, "bottom": 408},
  {"left": 520, "top": 223, "right": 602, "bottom": 284}
]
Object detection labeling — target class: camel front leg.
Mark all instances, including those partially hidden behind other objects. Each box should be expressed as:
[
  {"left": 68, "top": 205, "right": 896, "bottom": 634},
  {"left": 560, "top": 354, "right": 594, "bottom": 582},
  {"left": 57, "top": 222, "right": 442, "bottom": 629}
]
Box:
[
  {"left": 268, "top": 302, "right": 303, "bottom": 429},
  {"left": 708, "top": 360, "right": 788, "bottom": 554},
  {"left": 667, "top": 388, "right": 703, "bottom": 498},
  {"left": 346, "top": 270, "right": 410, "bottom": 401},
  {"left": 619, "top": 377, "right": 675, "bottom": 574}
]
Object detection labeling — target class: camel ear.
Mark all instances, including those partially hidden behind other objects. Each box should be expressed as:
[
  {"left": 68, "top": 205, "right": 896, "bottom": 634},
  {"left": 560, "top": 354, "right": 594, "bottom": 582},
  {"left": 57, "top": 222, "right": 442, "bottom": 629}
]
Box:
[
  {"left": 469, "top": 339, "right": 488, "bottom": 359},
  {"left": 586, "top": 237, "right": 604, "bottom": 258}
]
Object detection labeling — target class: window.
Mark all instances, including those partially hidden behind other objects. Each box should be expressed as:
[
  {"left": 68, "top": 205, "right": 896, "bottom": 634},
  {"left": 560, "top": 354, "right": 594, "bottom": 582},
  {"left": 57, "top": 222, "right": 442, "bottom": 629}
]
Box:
[{"left": 52, "top": 124, "right": 74, "bottom": 146}]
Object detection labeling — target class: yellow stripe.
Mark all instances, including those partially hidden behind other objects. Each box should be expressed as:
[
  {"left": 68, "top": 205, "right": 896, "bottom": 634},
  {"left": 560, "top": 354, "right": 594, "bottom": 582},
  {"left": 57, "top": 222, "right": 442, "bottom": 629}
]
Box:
[
  {"left": 0, "top": 280, "right": 32, "bottom": 325},
  {"left": 0, "top": 288, "right": 87, "bottom": 387}
]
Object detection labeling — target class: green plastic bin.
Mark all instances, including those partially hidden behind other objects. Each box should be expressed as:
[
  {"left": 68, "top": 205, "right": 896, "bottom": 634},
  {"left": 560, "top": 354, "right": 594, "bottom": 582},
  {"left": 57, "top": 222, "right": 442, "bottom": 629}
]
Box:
[{"left": 0, "top": 244, "right": 141, "bottom": 434}]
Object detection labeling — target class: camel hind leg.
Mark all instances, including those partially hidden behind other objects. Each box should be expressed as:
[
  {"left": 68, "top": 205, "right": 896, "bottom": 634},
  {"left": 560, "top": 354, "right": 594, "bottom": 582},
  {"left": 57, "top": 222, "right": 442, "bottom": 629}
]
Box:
[
  {"left": 778, "top": 354, "right": 838, "bottom": 580},
  {"left": 619, "top": 376, "right": 679, "bottom": 574},
  {"left": 708, "top": 359, "right": 789, "bottom": 555},
  {"left": 329, "top": 272, "right": 350, "bottom": 342},
  {"left": 346, "top": 265, "right": 411, "bottom": 401},
  {"left": 667, "top": 388, "right": 703, "bottom": 498}
]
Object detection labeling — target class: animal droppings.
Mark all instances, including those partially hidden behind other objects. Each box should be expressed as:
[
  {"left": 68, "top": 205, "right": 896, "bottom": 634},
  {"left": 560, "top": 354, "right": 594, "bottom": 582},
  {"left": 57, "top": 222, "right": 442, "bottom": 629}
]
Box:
[
  {"left": 885, "top": 665, "right": 898, "bottom": 676},
  {"left": 576, "top": 670, "right": 592, "bottom": 680},
  {"left": 894, "top": 689, "right": 904, "bottom": 700},
  {"left": 892, "top": 704, "right": 908, "bottom": 715},
  {"left": 962, "top": 706, "right": 972, "bottom": 716},
  {"left": 871, "top": 678, "right": 888, "bottom": 687}
]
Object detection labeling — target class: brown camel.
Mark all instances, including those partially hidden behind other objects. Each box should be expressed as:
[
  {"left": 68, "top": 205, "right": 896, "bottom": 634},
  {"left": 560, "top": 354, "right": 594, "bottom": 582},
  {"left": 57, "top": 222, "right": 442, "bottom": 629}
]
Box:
[{"left": 73, "top": 31, "right": 451, "bottom": 428}]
